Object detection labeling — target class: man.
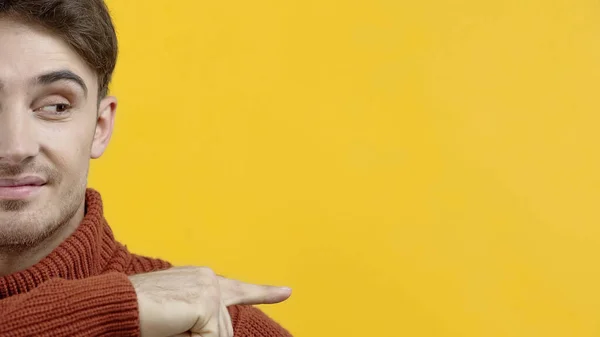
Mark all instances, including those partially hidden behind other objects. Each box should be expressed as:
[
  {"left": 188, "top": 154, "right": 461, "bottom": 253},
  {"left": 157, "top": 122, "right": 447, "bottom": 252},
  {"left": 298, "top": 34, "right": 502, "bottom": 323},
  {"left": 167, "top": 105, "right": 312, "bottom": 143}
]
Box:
[{"left": 0, "top": 1, "right": 293, "bottom": 336}]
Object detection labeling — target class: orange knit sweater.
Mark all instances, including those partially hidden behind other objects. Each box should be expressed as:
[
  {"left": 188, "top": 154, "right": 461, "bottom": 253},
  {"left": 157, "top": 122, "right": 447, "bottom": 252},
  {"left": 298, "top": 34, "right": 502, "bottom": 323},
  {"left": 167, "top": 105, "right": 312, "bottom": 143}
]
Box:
[{"left": 0, "top": 189, "right": 292, "bottom": 337}]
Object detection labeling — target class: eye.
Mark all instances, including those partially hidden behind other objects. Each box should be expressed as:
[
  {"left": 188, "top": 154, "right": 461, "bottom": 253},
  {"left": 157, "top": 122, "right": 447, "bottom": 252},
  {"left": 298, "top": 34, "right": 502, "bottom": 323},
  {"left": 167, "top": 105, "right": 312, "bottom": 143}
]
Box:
[{"left": 36, "top": 103, "right": 72, "bottom": 115}]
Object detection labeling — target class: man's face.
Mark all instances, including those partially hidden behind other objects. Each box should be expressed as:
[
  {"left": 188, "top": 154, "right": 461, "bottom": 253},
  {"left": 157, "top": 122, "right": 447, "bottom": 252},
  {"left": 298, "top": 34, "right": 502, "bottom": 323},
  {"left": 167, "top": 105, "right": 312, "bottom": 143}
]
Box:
[{"left": 0, "top": 18, "right": 116, "bottom": 247}]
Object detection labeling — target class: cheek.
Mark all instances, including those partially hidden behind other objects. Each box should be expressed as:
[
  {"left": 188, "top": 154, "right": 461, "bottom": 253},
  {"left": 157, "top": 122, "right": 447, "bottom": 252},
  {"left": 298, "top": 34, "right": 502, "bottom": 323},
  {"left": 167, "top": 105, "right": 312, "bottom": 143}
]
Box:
[{"left": 37, "top": 119, "right": 95, "bottom": 178}]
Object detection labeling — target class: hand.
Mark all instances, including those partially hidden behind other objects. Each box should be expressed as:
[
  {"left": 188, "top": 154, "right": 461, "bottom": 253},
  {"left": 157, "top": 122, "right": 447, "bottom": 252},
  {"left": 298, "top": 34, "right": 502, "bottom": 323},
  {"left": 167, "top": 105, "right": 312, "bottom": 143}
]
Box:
[{"left": 129, "top": 266, "right": 292, "bottom": 337}]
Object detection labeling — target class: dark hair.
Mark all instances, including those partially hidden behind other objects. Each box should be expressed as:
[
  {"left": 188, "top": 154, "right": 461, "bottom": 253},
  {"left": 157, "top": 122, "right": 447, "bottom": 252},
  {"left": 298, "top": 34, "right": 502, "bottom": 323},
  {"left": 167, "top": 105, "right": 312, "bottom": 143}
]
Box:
[{"left": 0, "top": 0, "right": 118, "bottom": 98}]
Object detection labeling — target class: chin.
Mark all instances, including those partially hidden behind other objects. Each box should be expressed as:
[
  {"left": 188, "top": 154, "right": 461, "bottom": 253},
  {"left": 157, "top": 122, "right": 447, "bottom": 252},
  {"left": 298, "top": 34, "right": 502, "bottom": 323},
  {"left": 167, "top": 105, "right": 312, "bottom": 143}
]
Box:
[
  {"left": 0, "top": 188, "right": 83, "bottom": 248},
  {"left": 0, "top": 214, "right": 54, "bottom": 247}
]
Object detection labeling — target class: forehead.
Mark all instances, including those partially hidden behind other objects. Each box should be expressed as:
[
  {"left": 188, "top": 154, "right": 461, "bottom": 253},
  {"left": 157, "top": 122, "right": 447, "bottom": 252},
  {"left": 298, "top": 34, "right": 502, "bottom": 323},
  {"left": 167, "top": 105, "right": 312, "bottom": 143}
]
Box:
[{"left": 0, "top": 17, "right": 96, "bottom": 91}]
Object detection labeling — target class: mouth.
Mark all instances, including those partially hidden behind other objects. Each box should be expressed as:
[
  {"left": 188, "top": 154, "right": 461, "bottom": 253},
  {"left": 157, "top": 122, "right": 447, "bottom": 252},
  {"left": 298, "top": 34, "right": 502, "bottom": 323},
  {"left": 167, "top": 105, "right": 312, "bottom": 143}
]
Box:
[{"left": 0, "top": 176, "right": 47, "bottom": 200}]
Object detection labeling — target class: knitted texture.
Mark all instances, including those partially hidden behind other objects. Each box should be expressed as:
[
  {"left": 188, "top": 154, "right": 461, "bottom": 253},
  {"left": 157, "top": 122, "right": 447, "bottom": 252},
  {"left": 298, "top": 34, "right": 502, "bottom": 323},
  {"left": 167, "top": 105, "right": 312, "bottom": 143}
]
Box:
[{"left": 0, "top": 189, "right": 292, "bottom": 337}]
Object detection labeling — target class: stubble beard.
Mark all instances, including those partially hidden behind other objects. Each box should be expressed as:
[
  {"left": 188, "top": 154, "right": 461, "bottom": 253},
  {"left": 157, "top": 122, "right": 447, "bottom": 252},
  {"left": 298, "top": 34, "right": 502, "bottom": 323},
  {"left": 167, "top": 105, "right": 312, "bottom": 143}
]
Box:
[{"left": 0, "top": 178, "right": 87, "bottom": 252}]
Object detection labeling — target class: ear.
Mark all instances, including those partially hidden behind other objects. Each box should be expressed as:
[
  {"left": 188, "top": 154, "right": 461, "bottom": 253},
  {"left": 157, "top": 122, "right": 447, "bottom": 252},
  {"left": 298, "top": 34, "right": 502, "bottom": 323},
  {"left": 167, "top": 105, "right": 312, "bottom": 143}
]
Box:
[{"left": 90, "top": 96, "right": 117, "bottom": 159}]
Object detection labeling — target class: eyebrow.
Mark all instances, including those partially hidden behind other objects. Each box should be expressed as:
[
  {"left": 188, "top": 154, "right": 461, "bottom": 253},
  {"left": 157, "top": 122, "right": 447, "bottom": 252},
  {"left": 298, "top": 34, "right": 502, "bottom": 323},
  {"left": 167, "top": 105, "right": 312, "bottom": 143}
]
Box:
[{"left": 35, "top": 70, "right": 88, "bottom": 98}]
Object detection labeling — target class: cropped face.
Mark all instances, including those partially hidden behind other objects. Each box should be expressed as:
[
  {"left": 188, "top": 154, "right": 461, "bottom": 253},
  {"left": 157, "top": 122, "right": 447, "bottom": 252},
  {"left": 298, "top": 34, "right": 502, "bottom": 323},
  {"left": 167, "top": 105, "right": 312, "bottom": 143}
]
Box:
[{"left": 0, "top": 17, "right": 116, "bottom": 248}]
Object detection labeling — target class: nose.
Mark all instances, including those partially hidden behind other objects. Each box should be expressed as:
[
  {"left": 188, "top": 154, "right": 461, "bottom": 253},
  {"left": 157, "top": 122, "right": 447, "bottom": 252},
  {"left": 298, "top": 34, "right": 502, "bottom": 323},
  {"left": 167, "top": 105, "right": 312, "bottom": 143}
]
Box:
[{"left": 0, "top": 108, "right": 39, "bottom": 165}]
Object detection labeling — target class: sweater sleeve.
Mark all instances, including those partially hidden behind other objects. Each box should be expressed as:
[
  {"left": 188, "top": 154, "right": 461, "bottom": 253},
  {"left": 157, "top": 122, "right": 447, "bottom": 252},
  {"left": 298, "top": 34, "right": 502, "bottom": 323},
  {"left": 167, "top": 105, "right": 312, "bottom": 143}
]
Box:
[
  {"left": 0, "top": 272, "right": 140, "bottom": 337},
  {"left": 228, "top": 305, "right": 293, "bottom": 337}
]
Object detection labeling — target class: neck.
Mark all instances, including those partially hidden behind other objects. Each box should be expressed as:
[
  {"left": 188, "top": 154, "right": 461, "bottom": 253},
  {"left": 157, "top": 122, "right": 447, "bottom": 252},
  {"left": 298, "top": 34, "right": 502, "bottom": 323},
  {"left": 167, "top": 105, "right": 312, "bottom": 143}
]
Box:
[{"left": 0, "top": 200, "right": 86, "bottom": 276}]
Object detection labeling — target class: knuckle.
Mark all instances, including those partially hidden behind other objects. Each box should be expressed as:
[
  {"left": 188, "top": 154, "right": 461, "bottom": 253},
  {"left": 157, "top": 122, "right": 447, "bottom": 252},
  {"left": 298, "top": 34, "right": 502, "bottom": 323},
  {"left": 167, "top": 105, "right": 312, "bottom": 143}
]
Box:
[
  {"left": 197, "top": 266, "right": 217, "bottom": 279},
  {"left": 231, "top": 281, "right": 244, "bottom": 298},
  {"left": 194, "top": 268, "right": 221, "bottom": 300}
]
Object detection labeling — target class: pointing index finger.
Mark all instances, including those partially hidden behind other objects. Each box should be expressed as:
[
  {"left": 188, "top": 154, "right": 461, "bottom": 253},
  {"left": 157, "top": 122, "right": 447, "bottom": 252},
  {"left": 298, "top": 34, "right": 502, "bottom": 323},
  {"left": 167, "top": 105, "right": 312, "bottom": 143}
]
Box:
[{"left": 218, "top": 277, "right": 292, "bottom": 307}]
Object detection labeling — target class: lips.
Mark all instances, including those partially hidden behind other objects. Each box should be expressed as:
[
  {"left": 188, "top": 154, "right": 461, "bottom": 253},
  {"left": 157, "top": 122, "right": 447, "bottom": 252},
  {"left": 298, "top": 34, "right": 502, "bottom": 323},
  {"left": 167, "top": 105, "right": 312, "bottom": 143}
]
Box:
[
  {"left": 0, "top": 176, "right": 46, "bottom": 187},
  {"left": 0, "top": 176, "right": 46, "bottom": 200}
]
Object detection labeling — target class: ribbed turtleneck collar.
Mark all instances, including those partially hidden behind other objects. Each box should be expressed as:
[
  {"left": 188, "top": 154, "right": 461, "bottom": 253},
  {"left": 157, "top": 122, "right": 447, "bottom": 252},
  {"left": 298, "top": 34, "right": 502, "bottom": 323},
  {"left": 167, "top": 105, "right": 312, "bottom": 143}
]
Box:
[{"left": 0, "top": 188, "right": 124, "bottom": 298}]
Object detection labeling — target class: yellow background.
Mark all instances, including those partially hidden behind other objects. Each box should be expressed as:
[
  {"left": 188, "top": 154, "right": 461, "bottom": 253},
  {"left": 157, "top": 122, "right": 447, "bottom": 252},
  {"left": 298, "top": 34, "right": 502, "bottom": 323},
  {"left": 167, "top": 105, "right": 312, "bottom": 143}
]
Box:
[{"left": 90, "top": 1, "right": 600, "bottom": 336}]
